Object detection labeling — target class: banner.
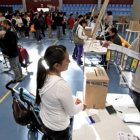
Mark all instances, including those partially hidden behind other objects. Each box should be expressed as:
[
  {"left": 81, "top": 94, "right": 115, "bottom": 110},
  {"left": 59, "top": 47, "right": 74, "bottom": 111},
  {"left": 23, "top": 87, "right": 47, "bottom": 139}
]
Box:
[{"left": 106, "top": 44, "right": 140, "bottom": 73}]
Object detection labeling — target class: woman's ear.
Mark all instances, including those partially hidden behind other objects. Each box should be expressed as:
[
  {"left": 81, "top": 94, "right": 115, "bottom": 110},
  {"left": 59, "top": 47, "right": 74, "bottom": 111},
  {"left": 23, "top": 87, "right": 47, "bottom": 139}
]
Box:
[{"left": 53, "top": 63, "right": 60, "bottom": 70}]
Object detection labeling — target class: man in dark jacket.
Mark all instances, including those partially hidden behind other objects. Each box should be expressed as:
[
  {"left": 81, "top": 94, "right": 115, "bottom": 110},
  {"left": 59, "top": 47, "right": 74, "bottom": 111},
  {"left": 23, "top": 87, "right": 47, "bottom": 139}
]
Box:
[
  {"left": 56, "top": 12, "right": 64, "bottom": 40},
  {"left": 1, "top": 20, "right": 22, "bottom": 82},
  {"left": 33, "top": 13, "right": 41, "bottom": 42}
]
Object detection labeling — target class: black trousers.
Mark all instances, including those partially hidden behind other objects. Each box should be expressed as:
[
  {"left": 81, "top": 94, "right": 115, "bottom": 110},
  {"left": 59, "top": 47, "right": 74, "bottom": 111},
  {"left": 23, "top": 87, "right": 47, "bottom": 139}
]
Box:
[
  {"left": 41, "top": 26, "right": 45, "bottom": 37},
  {"left": 42, "top": 118, "right": 73, "bottom": 140},
  {"left": 129, "top": 89, "right": 140, "bottom": 112},
  {"left": 25, "top": 26, "right": 29, "bottom": 37},
  {"left": 72, "top": 44, "right": 78, "bottom": 58}
]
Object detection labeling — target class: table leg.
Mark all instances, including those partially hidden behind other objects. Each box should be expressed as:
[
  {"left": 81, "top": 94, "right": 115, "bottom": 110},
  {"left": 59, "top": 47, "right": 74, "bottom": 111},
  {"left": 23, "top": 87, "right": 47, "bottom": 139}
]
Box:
[
  {"left": 123, "top": 25, "right": 125, "bottom": 33},
  {"left": 117, "top": 25, "right": 119, "bottom": 31},
  {"left": 83, "top": 53, "right": 86, "bottom": 71},
  {"left": 128, "top": 31, "right": 132, "bottom": 43},
  {"left": 125, "top": 31, "right": 128, "bottom": 41}
]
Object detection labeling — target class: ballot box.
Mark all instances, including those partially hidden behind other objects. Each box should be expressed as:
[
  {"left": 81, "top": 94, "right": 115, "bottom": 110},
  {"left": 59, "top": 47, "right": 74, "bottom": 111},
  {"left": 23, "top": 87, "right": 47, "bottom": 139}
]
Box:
[{"left": 84, "top": 67, "right": 109, "bottom": 109}]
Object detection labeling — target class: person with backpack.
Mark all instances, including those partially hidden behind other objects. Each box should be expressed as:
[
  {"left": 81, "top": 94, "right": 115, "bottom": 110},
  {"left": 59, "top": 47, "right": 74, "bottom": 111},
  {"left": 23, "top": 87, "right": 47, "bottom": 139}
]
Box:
[
  {"left": 76, "top": 19, "right": 88, "bottom": 65},
  {"left": 72, "top": 15, "right": 83, "bottom": 60}
]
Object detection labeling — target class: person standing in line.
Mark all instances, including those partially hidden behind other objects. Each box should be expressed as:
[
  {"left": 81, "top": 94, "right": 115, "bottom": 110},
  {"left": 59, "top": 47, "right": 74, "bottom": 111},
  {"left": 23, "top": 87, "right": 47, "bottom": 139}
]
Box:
[
  {"left": 0, "top": 12, "right": 5, "bottom": 30},
  {"left": 1, "top": 20, "right": 22, "bottom": 82},
  {"left": 46, "top": 13, "right": 52, "bottom": 38},
  {"left": 16, "top": 14, "right": 24, "bottom": 37},
  {"left": 39, "top": 13, "right": 46, "bottom": 37},
  {"left": 76, "top": 19, "right": 88, "bottom": 65},
  {"left": 33, "top": 13, "right": 42, "bottom": 42},
  {"left": 56, "top": 12, "right": 64, "bottom": 40},
  {"left": 35, "top": 45, "right": 87, "bottom": 140},
  {"left": 22, "top": 14, "right": 29, "bottom": 38},
  {"left": 129, "top": 36, "right": 140, "bottom": 112},
  {"left": 72, "top": 15, "right": 83, "bottom": 60},
  {"left": 104, "top": 11, "right": 113, "bottom": 29},
  {"left": 63, "top": 13, "right": 67, "bottom": 35},
  {"left": 67, "top": 13, "right": 75, "bottom": 41}
]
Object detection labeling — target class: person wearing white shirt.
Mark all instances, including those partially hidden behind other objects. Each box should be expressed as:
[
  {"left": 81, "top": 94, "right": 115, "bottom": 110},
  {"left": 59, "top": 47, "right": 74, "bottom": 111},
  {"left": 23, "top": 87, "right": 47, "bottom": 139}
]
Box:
[
  {"left": 76, "top": 19, "right": 88, "bottom": 65},
  {"left": 35, "top": 45, "right": 87, "bottom": 140},
  {"left": 16, "top": 14, "right": 23, "bottom": 36},
  {"left": 129, "top": 35, "right": 140, "bottom": 112}
]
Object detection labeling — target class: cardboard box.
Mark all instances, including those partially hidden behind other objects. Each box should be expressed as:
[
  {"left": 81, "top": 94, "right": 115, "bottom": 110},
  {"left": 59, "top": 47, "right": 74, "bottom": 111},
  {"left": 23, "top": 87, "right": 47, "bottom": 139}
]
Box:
[
  {"left": 118, "top": 17, "right": 126, "bottom": 23},
  {"left": 84, "top": 67, "right": 109, "bottom": 109},
  {"left": 85, "top": 27, "right": 92, "bottom": 38},
  {"left": 128, "top": 20, "right": 140, "bottom": 31}
]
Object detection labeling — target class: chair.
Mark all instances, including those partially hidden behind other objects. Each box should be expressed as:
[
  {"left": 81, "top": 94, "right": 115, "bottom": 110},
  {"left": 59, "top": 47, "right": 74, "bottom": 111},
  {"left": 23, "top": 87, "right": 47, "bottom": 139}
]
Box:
[
  {"left": 119, "top": 4, "right": 123, "bottom": 8},
  {"left": 123, "top": 4, "right": 127, "bottom": 8},
  {"left": 115, "top": 4, "right": 119, "bottom": 8},
  {"left": 111, "top": 4, "right": 115, "bottom": 8}
]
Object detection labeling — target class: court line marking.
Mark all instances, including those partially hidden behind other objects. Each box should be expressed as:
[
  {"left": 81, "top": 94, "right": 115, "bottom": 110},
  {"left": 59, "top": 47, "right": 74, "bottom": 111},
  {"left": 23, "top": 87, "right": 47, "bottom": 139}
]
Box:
[
  {"left": 0, "top": 74, "right": 27, "bottom": 104},
  {"left": 53, "top": 39, "right": 59, "bottom": 45}
]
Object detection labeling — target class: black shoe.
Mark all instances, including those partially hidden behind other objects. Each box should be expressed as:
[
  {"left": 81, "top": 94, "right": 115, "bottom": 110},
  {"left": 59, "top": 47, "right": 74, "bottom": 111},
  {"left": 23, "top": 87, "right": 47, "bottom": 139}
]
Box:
[
  {"left": 99, "top": 61, "right": 104, "bottom": 65},
  {"left": 78, "top": 61, "right": 83, "bottom": 66},
  {"left": 72, "top": 56, "right": 77, "bottom": 60}
]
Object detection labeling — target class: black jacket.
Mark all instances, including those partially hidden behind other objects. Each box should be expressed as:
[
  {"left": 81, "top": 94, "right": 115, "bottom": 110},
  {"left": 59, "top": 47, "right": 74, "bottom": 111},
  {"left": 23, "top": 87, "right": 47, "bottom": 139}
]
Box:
[
  {"left": 33, "top": 18, "right": 41, "bottom": 30},
  {"left": 56, "top": 16, "right": 64, "bottom": 26},
  {"left": 0, "top": 28, "right": 19, "bottom": 58},
  {"left": 111, "top": 34, "right": 122, "bottom": 46}
]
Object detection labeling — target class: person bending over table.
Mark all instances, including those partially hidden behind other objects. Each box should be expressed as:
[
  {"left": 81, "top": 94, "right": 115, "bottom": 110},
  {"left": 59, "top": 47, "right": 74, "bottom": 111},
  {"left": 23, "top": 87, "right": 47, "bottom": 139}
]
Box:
[
  {"left": 100, "top": 27, "right": 122, "bottom": 66},
  {"left": 35, "top": 45, "right": 87, "bottom": 140},
  {"left": 129, "top": 36, "right": 140, "bottom": 112}
]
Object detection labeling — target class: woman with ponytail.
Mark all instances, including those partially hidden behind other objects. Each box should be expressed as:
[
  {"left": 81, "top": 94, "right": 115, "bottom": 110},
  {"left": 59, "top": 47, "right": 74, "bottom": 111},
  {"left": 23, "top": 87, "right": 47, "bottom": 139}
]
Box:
[{"left": 36, "top": 45, "right": 86, "bottom": 140}]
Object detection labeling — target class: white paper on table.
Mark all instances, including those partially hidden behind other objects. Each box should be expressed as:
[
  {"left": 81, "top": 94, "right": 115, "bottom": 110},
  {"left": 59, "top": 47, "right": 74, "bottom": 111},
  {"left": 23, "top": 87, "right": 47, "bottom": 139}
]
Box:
[
  {"left": 117, "top": 132, "right": 138, "bottom": 140},
  {"left": 122, "top": 113, "right": 140, "bottom": 123},
  {"left": 106, "top": 95, "right": 135, "bottom": 108},
  {"left": 128, "top": 125, "right": 140, "bottom": 138}
]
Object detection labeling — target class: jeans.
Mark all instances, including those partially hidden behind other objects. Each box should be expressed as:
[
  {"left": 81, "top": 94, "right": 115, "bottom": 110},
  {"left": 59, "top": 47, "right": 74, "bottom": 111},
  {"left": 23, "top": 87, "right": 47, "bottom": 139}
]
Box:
[
  {"left": 25, "top": 27, "right": 29, "bottom": 37},
  {"left": 77, "top": 44, "right": 83, "bottom": 64},
  {"left": 129, "top": 89, "right": 140, "bottom": 112},
  {"left": 41, "top": 26, "right": 45, "bottom": 37},
  {"left": 36, "top": 29, "right": 41, "bottom": 41},
  {"left": 8, "top": 56, "right": 22, "bottom": 81},
  {"left": 69, "top": 28, "right": 73, "bottom": 41},
  {"left": 72, "top": 44, "right": 78, "bottom": 58},
  {"left": 48, "top": 26, "right": 52, "bottom": 38},
  {"left": 57, "top": 26, "right": 63, "bottom": 40}
]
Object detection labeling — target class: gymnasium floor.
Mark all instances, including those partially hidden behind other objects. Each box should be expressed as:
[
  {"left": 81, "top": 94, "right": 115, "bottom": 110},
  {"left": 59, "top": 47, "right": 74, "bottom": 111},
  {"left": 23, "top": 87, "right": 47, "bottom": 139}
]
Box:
[{"left": 0, "top": 27, "right": 133, "bottom": 140}]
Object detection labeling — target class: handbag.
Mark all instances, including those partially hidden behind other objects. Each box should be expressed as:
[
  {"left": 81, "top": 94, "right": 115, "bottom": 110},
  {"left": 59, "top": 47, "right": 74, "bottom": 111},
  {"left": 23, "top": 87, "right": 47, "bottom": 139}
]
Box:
[
  {"left": 74, "top": 27, "right": 84, "bottom": 45},
  {"left": 12, "top": 97, "right": 32, "bottom": 126}
]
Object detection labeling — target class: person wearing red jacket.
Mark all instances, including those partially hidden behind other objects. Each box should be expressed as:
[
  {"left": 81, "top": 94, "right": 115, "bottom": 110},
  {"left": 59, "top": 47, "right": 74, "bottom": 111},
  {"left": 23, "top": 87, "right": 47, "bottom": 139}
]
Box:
[
  {"left": 67, "top": 13, "right": 75, "bottom": 41},
  {"left": 46, "top": 13, "right": 52, "bottom": 38}
]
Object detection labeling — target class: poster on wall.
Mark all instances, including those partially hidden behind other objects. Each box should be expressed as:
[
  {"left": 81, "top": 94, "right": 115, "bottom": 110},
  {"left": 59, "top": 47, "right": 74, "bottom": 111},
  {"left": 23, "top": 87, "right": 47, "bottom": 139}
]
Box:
[{"left": 106, "top": 44, "right": 140, "bottom": 73}]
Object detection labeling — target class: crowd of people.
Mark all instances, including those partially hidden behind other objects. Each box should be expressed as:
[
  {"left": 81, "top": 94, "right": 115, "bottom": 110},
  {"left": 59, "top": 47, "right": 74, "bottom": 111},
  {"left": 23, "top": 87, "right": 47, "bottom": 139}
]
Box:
[{"left": 0, "top": 7, "right": 140, "bottom": 140}]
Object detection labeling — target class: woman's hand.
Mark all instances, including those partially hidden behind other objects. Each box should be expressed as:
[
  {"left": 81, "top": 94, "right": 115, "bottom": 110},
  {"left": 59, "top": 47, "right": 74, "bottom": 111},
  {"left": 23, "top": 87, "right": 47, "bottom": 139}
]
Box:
[
  {"left": 75, "top": 98, "right": 82, "bottom": 105},
  {"left": 83, "top": 104, "right": 87, "bottom": 111}
]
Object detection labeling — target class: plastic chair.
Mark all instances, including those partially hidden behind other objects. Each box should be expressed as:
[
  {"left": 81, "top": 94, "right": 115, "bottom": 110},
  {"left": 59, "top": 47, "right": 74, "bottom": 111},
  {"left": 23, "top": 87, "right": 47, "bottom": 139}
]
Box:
[
  {"left": 115, "top": 4, "right": 119, "bottom": 8},
  {"left": 119, "top": 4, "right": 123, "bottom": 8},
  {"left": 123, "top": 4, "right": 127, "bottom": 8},
  {"left": 111, "top": 4, "right": 115, "bottom": 8}
]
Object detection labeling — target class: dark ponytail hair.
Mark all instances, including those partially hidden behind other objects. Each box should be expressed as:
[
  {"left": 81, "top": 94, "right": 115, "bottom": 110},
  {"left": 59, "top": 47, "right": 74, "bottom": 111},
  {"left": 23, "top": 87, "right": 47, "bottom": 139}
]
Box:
[{"left": 35, "top": 45, "right": 66, "bottom": 105}]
